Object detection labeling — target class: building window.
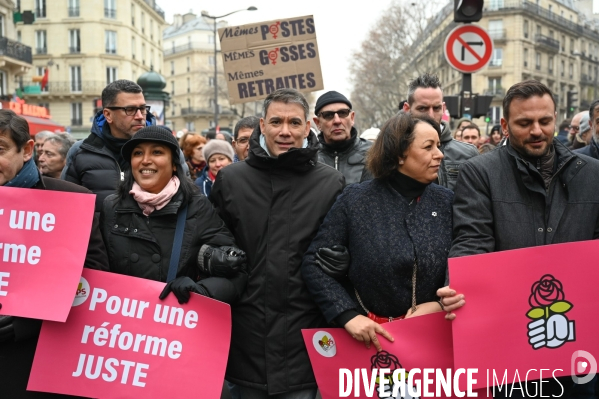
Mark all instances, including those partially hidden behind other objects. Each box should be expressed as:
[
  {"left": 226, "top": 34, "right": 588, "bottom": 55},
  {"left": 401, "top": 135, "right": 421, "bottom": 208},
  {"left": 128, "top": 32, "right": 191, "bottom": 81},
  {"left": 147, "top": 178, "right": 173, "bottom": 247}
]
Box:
[
  {"left": 142, "top": 43, "right": 145, "bottom": 65},
  {"left": 490, "top": 48, "right": 502, "bottom": 66},
  {"left": 71, "top": 103, "right": 82, "bottom": 126},
  {"left": 131, "top": 4, "right": 135, "bottom": 26},
  {"left": 209, "top": 77, "right": 215, "bottom": 87},
  {"left": 569, "top": 63, "right": 573, "bottom": 79},
  {"left": 561, "top": 60, "right": 565, "bottom": 77},
  {"left": 104, "top": 0, "right": 116, "bottom": 18},
  {"left": 561, "top": 35, "right": 565, "bottom": 52},
  {"left": 141, "top": 12, "right": 145, "bottom": 33},
  {"left": 523, "top": 20, "right": 528, "bottom": 39},
  {"left": 150, "top": 49, "right": 154, "bottom": 70},
  {"left": 17, "top": 31, "right": 21, "bottom": 42},
  {"left": 105, "top": 31, "right": 117, "bottom": 54},
  {"left": 488, "top": 20, "right": 503, "bottom": 40},
  {"left": 171, "top": 81, "right": 174, "bottom": 95},
  {"left": 150, "top": 20, "right": 153, "bottom": 40},
  {"left": 488, "top": 77, "right": 502, "bottom": 94},
  {"left": 570, "top": 38, "right": 574, "bottom": 53},
  {"left": 69, "top": 29, "right": 80, "bottom": 53},
  {"left": 131, "top": 37, "right": 135, "bottom": 59},
  {"left": 68, "top": 0, "right": 79, "bottom": 17},
  {"left": 36, "top": 67, "right": 48, "bottom": 92},
  {"left": 523, "top": 48, "right": 528, "bottom": 67},
  {"left": 0, "top": 71, "right": 6, "bottom": 96},
  {"left": 35, "top": 30, "right": 46, "bottom": 54},
  {"left": 187, "top": 77, "right": 190, "bottom": 93},
  {"left": 548, "top": 56, "right": 554, "bottom": 74},
  {"left": 187, "top": 57, "right": 190, "bottom": 72},
  {"left": 208, "top": 35, "right": 214, "bottom": 44},
  {"left": 209, "top": 56, "right": 215, "bottom": 66},
  {"left": 535, "top": 52, "right": 541, "bottom": 70},
  {"left": 35, "top": 0, "right": 46, "bottom": 18},
  {"left": 0, "top": 14, "right": 5, "bottom": 38},
  {"left": 186, "top": 122, "right": 195, "bottom": 131},
  {"left": 106, "top": 67, "right": 117, "bottom": 84},
  {"left": 536, "top": 25, "right": 541, "bottom": 36},
  {"left": 70, "top": 66, "right": 81, "bottom": 92},
  {"left": 171, "top": 61, "right": 174, "bottom": 75}
]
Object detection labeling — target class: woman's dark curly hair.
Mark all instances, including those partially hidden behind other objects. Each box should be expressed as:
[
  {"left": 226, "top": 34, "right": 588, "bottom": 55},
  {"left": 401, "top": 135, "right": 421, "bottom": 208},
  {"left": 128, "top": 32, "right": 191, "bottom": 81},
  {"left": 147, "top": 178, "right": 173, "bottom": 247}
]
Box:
[{"left": 366, "top": 111, "right": 441, "bottom": 179}]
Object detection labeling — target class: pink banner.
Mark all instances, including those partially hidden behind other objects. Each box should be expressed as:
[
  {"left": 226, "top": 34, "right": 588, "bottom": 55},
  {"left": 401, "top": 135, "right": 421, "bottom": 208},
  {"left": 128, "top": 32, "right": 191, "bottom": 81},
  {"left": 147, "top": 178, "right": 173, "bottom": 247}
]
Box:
[
  {"left": 449, "top": 240, "right": 599, "bottom": 390},
  {"left": 0, "top": 186, "right": 95, "bottom": 321},
  {"left": 303, "top": 313, "right": 487, "bottom": 399},
  {"left": 28, "top": 269, "right": 231, "bottom": 399}
]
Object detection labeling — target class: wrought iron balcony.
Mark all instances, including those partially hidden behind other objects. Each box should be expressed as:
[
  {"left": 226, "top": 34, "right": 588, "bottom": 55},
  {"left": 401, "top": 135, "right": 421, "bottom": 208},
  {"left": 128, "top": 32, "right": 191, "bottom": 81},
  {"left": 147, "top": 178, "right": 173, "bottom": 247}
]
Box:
[
  {"left": 535, "top": 34, "right": 560, "bottom": 53},
  {"left": 36, "top": 47, "right": 47, "bottom": 55},
  {"left": 489, "top": 59, "right": 503, "bottom": 67},
  {"left": 69, "top": 46, "right": 80, "bottom": 54},
  {"left": 0, "top": 37, "right": 33, "bottom": 64},
  {"left": 71, "top": 118, "right": 83, "bottom": 126},
  {"left": 23, "top": 81, "right": 106, "bottom": 96},
  {"left": 485, "top": 87, "right": 506, "bottom": 97},
  {"left": 142, "top": 0, "right": 165, "bottom": 19},
  {"left": 489, "top": 29, "right": 506, "bottom": 41}
]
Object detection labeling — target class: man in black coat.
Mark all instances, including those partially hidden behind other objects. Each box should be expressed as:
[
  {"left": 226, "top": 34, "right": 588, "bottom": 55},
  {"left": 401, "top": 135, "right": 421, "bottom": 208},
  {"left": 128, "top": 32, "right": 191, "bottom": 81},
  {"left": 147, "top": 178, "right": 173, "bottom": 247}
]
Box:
[
  {"left": 450, "top": 80, "right": 599, "bottom": 398},
  {"left": 313, "top": 91, "right": 372, "bottom": 186},
  {"left": 210, "top": 89, "right": 344, "bottom": 398},
  {"left": 574, "top": 99, "right": 599, "bottom": 160},
  {"left": 63, "top": 80, "right": 154, "bottom": 215},
  {"left": 0, "top": 109, "right": 108, "bottom": 398}
]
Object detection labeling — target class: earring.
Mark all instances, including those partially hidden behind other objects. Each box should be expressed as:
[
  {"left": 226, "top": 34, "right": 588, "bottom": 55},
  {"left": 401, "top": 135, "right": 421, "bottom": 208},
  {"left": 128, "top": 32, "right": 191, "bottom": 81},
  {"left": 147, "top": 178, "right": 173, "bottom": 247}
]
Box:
[{"left": 399, "top": 160, "right": 404, "bottom": 165}]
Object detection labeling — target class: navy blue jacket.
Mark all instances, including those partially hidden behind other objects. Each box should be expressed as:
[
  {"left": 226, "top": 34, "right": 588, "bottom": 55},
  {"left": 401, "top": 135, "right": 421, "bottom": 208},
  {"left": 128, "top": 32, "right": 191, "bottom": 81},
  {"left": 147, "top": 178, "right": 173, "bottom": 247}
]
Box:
[
  {"left": 194, "top": 166, "right": 212, "bottom": 197},
  {"left": 302, "top": 179, "right": 453, "bottom": 323}
]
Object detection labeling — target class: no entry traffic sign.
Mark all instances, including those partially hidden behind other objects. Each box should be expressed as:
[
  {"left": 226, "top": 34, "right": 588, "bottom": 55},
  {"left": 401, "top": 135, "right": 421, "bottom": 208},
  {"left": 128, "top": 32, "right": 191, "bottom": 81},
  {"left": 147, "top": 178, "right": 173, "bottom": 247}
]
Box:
[{"left": 444, "top": 24, "right": 493, "bottom": 73}]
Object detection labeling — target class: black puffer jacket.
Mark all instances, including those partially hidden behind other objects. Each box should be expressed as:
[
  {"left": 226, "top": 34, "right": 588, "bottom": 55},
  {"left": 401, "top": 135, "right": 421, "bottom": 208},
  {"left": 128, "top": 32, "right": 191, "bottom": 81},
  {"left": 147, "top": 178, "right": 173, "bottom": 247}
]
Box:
[
  {"left": 100, "top": 189, "right": 246, "bottom": 303},
  {"left": 317, "top": 127, "right": 372, "bottom": 186},
  {"left": 63, "top": 112, "right": 156, "bottom": 215},
  {"left": 210, "top": 127, "right": 344, "bottom": 395},
  {"left": 0, "top": 176, "right": 108, "bottom": 399}
]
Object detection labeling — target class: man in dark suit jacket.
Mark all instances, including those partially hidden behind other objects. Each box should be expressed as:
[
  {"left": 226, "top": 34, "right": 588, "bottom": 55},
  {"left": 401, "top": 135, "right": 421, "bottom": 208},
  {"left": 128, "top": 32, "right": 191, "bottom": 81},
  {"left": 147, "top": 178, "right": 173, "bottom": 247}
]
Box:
[{"left": 0, "top": 109, "right": 108, "bottom": 398}]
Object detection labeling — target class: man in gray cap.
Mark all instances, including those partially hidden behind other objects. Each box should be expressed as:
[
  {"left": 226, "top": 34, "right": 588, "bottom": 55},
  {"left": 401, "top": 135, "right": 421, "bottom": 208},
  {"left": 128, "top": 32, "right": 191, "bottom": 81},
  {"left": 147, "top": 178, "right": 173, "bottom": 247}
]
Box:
[
  {"left": 313, "top": 91, "right": 372, "bottom": 185},
  {"left": 574, "top": 101, "right": 599, "bottom": 159},
  {"left": 570, "top": 112, "right": 591, "bottom": 150}
]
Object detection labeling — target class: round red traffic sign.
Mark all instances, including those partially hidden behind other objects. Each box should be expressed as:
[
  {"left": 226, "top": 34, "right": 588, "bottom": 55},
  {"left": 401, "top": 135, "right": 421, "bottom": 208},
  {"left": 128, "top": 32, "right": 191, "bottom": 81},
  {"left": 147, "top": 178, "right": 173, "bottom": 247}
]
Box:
[{"left": 444, "top": 24, "right": 494, "bottom": 73}]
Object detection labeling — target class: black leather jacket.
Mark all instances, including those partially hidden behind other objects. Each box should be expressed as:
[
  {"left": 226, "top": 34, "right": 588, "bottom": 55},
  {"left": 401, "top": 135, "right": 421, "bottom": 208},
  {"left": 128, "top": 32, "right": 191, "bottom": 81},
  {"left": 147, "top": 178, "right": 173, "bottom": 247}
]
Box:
[{"left": 317, "top": 127, "right": 372, "bottom": 186}]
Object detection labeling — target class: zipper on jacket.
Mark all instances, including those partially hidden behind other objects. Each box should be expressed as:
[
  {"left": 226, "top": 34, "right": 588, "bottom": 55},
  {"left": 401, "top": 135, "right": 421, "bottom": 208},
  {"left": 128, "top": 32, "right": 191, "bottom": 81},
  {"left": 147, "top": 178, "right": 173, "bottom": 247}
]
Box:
[
  {"left": 334, "top": 152, "right": 338, "bottom": 170},
  {"left": 116, "top": 161, "right": 124, "bottom": 181}
]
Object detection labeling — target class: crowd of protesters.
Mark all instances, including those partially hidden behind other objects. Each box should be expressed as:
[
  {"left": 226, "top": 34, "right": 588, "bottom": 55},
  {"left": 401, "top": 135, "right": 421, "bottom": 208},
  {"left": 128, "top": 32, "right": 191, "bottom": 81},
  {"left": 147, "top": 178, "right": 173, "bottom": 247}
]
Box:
[{"left": 1, "top": 75, "right": 599, "bottom": 399}]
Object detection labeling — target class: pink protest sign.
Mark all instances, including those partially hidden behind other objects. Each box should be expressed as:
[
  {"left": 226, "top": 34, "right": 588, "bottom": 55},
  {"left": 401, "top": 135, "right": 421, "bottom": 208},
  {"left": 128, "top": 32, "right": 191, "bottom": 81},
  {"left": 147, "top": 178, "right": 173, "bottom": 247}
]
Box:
[
  {"left": 0, "top": 186, "right": 95, "bottom": 321},
  {"left": 450, "top": 240, "right": 599, "bottom": 390},
  {"left": 28, "top": 268, "right": 231, "bottom": 399},
  {"left": 303, "top": 313, "right": 487, "bottom": 399}
]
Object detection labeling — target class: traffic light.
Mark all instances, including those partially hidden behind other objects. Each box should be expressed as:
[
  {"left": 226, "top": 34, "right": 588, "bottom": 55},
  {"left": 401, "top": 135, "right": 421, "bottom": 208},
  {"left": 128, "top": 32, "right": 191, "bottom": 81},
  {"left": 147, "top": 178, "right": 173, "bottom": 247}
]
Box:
[
  {"left": 485, "top": 109, "right": 492, "bottom": 123},
  {"left": 567, "top": 91, "right": 578, "bottom": 117},
  {"left": 454, "top": 0, "right": 484, "bottom": 23}
]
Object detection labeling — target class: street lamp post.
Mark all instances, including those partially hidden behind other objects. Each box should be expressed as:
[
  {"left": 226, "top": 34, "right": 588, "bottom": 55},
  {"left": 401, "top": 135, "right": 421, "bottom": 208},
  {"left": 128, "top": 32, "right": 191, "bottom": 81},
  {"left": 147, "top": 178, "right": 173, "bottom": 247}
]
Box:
[{"left": 201, "top": 6, "right": 257, "bottom": 131}]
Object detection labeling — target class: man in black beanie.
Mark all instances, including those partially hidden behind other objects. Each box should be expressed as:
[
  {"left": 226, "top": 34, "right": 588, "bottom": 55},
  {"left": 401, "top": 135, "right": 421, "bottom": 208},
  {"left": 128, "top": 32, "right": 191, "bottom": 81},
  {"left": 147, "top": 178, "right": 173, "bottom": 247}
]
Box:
[{"left": 313, "top": 90, "right": 372, "bottom": 185}]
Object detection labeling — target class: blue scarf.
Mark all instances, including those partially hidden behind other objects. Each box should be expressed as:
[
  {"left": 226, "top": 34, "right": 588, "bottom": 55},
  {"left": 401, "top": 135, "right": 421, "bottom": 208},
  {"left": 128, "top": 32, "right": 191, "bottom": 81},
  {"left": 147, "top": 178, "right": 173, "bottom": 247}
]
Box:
[{"left": 5, "top": 158, "right": 40, "bottom": 188}]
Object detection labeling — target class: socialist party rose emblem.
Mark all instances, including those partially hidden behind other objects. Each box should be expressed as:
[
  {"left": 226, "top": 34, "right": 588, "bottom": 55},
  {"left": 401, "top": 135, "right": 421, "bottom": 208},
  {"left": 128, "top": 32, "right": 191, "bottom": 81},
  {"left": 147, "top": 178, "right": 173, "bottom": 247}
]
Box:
[{"left": 526, "top": 274, "right": 575, "bottom": 349}]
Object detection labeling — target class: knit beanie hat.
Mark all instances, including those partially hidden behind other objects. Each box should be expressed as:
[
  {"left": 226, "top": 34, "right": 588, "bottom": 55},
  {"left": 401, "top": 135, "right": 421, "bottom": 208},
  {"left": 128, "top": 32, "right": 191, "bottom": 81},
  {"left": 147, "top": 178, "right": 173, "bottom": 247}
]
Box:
[
  {"left": 580, "top": 113, "right": 591, "bottom": 134},
  {"left": 315, "top": 91, "right": 352, "bottom": 115},
  {"left": 203, "top": 139, "right": 235, "bottom": 163},
  {"left": 121, "top": 125, "right": 182, "bottom": 164}
]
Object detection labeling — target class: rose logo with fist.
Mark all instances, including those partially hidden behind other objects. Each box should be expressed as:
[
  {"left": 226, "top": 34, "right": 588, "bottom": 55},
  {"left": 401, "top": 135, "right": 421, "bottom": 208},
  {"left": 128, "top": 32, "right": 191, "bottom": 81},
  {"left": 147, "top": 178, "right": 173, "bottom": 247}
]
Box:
[{"left": 526, "top": 274, "right": 575, "bottom": 349}]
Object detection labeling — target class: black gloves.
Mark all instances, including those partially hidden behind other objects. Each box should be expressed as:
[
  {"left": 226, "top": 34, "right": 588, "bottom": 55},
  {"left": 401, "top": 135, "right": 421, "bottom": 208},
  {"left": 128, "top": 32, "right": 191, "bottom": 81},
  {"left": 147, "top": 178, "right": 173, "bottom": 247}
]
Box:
[
  {"left": 198, "top": 245, "right": 247, "bottom": 278},
  {"left": 0, "top": 315, "right": 15, "bottom": 343},
  {"left": 159, "top": 277, "right": 210, "bottom": 304},
  {"left": 316, "top": 245, "right": 350, "bottom": 279}
]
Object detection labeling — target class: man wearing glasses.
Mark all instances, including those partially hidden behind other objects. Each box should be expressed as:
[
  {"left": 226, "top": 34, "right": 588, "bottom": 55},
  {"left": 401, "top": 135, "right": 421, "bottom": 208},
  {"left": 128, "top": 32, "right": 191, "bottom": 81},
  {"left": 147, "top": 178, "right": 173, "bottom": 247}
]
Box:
[
  {"left": 232, "top": 115, "right": 260, "bottom": 162},
  {"left": 567, "top": 111, "right": 586, "bottom": 149},
  {"left": 313, "top": 91, "right": 372, "bottom": 185},
  {"left": 63, "top": 80, "right": 154, "bottom": 215}
]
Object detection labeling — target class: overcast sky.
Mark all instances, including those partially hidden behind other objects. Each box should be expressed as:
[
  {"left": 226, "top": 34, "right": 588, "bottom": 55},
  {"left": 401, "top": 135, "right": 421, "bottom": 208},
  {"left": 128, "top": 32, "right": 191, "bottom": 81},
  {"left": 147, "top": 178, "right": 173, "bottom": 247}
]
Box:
[{"left": 158, "top": 0, "right": 396, "bottom": 98}]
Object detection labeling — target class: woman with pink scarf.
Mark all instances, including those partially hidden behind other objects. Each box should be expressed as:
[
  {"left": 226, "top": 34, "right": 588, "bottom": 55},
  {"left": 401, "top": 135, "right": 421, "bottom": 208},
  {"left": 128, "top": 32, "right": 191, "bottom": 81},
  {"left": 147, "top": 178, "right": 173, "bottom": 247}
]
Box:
[{"left": 100, "top": 126, "right": 247, "bottom": 305}]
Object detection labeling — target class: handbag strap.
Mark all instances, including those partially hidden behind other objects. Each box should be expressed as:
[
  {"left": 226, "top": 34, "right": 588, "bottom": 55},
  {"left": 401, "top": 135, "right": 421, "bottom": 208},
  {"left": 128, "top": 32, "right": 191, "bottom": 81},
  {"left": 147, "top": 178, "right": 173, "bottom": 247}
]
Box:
[{"left": 166, "top": 204, "right": 188, "bottom": 283}]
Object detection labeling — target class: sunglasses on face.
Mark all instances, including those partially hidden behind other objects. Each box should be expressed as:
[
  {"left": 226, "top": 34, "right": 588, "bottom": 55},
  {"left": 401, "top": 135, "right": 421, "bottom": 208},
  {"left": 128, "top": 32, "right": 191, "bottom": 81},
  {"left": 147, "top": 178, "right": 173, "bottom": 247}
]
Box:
[
  {"left": 105, "top": 105, "right": 151, "bottom": 116},
  {"left": 318, "top": 108, "right": 351, "bottom": 121}
]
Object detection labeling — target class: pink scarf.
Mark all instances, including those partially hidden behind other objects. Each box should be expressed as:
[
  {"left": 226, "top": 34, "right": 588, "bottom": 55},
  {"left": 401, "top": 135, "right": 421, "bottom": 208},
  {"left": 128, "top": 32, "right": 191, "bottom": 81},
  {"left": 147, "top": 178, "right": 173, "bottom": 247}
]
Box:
[{"left": 129, "top": 176, "right": 180, "bottom": 216}]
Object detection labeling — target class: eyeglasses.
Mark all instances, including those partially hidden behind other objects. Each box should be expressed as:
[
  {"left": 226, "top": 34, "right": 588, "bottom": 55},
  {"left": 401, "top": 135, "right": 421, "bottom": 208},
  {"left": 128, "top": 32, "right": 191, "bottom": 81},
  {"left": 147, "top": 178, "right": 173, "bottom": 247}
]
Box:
[
  {"left": 319, "top": 108, "right": 351, "bottom": 121},
  {"left": 236, "top": 137, "right": 250, "bottom": 144},
  {"left": 569, "top": 125, "right": 580, "bottom": 131},
  {"left": 106, "top": 105, "right": 151, "bottom": 116}
]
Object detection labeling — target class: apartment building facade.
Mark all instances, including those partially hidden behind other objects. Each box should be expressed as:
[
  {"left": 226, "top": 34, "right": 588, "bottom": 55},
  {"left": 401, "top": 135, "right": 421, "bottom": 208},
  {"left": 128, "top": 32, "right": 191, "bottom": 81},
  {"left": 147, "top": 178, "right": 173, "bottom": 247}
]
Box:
[
  {"left": 17, "top": 0, "right": 166, "bottom": 138},
  {"left": 409, "top": 0, "right": 598, "bottom": 128},
  {"left": 0, "top": 0, "right": 32, "bottom": 100}
]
